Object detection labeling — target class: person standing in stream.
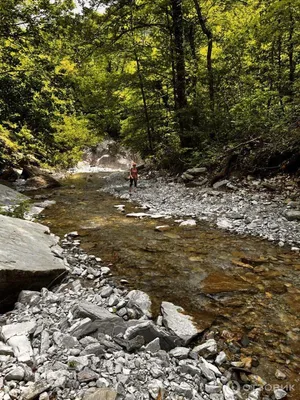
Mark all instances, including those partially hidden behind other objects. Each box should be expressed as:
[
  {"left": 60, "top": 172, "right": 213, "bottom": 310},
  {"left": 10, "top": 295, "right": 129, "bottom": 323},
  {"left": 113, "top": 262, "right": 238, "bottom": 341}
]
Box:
[{"left": 129, "top": 161, "right": 138, "bottom": 194}]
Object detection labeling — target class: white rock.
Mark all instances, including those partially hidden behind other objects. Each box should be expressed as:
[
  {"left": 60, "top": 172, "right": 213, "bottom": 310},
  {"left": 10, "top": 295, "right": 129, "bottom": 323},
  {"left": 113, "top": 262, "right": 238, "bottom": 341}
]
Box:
[
  {"left": 179, "top": 219, "right": 196, "bottom": 227},
  {"left": 1, "top": 321, "right": 36, "bottom": 341},
  {"left": 215, "top": 351, "right": 227, "bottom": 365},
  {"left": 161, "top": 301, "right": 201, "bottom": 344},
  {"left": 192, "top": 339, "right": 217, "bottom": 355},
  {"left": 169, "top": 347, "right": 190, "bottom": 359},
  {"left": 223, "top": 384, "right": 236, "bottom": 400},
  {"left": 7, "top": 335, "right": 33, "bottom": 364},
  {"left": 247, "top": 388, "right": 262, "bottom": 400},
  {"left": 274, "top": 389, "right": 287, "bottom": 399},
  {"left": 148, "top": 380, "right": 164, "bottom": 399}
]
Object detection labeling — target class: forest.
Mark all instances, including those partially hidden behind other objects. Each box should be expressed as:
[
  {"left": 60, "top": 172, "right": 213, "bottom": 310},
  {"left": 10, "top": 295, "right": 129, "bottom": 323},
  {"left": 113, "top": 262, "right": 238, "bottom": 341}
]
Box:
[{"left": 0, "top": 0, "right": 299, "bottom": 174}]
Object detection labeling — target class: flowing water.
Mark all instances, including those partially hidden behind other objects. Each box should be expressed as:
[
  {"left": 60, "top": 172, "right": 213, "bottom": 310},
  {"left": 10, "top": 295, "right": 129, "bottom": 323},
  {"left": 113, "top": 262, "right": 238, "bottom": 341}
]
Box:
[{"left": 36, "top": 172, "right": 300, "bottom": 398}]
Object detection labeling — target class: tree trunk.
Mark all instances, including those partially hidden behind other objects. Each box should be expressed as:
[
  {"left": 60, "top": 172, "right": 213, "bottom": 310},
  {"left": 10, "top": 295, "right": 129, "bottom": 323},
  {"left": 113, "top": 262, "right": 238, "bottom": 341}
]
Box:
[
  {"left": 288, "top": 7, "right": 295, "bottom": 102},
  {"left": 193, "top": 0, "right": 214, "bottom": 113},
  {"left": 134, "top": 51, "right": 153, "bottom": 153},
  {"left": 130, "top": 1, "right": 153, "bottom": 153},
  {"left": 170, "top": 0, "right": 188, "bottom": 147}
]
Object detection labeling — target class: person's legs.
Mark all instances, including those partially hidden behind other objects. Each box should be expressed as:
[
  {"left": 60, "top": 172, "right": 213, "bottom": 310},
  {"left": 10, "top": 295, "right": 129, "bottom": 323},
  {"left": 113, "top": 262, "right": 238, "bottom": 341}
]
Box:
[
  {"left": 133, "top": 178, "right": 137, "bottom": 191},
  {"left": 129, "top": 178, "right": 133, "bottom": 193}
]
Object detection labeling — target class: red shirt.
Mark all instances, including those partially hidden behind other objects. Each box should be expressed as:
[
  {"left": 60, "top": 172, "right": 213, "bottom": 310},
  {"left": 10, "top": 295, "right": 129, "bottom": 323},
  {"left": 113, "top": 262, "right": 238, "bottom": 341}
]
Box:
[{"left": 130, "top": 167, "right": 138, "bottom": 179}]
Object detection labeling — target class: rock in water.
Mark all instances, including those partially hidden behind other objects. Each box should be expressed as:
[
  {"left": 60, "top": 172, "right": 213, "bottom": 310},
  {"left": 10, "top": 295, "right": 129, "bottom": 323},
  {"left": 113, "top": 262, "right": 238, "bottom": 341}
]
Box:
[
  {"left": 0, "top": 215, "right": 66, "bottom": 311},
  {"left": 161, "top": 301, "right": 202, "bottom": 344}
]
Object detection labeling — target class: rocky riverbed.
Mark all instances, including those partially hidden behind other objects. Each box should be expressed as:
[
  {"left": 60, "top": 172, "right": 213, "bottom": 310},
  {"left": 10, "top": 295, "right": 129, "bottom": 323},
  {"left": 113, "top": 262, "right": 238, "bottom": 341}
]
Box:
[
  {"left": 0, "top": 232, "right": 284, "bottom": 400},
  {"left": 101, "top": 172, "right": 300, "bottom": 251}
]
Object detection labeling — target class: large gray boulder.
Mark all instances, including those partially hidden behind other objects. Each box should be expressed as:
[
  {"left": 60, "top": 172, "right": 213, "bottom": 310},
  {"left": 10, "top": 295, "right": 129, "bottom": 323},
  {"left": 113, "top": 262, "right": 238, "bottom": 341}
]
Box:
[
  {"left": 161, "top": 302, "right": 203, "bottom": 345},
  {"left": 0, "top": 183, "right": 29, "bottom": 208},
  {"left": 0, "top": 215, "right": 66, "bottom": 311}
]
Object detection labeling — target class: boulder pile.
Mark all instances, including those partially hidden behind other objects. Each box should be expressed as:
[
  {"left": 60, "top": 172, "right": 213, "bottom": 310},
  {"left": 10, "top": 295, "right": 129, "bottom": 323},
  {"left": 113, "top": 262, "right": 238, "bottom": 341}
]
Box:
[{"left": 0, "top": 233, "right": 280, "bottom": 400}]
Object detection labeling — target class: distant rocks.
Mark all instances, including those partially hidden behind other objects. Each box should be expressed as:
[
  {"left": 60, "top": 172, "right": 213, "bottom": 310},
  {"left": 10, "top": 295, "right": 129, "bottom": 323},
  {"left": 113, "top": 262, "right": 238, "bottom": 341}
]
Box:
[
  {"left": 21, "top": 165, "right": 60, "bottom": 190},
  {"left": 103, "top": 172, "right": 300, "bottom": 250}
]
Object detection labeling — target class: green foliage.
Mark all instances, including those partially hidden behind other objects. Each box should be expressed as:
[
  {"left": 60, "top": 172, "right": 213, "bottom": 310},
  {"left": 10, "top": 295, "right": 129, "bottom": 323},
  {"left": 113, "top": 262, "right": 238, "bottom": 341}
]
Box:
[
  {"left": 0, "top": 0, "right": 299, "bottom": 171},
  {"left": 0, "top": 200, "right": 31, "bottom": 219},
  {"left": 52, "top": 115, "right": 99, "bottom": 168}
]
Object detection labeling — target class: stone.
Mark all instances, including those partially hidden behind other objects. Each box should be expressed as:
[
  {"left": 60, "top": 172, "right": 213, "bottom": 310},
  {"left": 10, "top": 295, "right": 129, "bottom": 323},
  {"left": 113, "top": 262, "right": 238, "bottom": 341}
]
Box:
[
  {"left": 1, "top": 321, "right": 36, "bottom": 341},
  {"left": 169, "top": 347, "right": 190, "bottom": 359},
  {"left": 247, "top": 388, "right": 262, "bottom": 400},
  {"left": 217, "top": 218, "right": 233, "bottom": 229},
  {"left": 124, "top": 320, "right": 179, "bottom": 350},
  {"left": 205, "top": 384, "right": 221, "bottom": 394},
  {"left": 22, "top": 381, "right": 51, "bottom": 400},
  {"left": 186, "top": 167, "right": 207, "bottom": 176},
  {"left": 181, "top": 173, "right": 194, "bottom": 182},
  {"left": 68, "top": 356, "right": 89, "bottom": 371},
  {"left": 101, "top": 267, "right": 111, "bottom": 275},
  {"left": 213, "top": 180, "right": 229, "bottom": 190},
  {"left": 0, "top": 215, "right": 66, "bottom": 311},
  {"left": 73, "top": 301, "right": 122, "bottom": 322},
  {"left": 39, "top": 394, "right": 50, "bottom": 400},
  {"left": 101, "top": 286, "right": 114, "bottom": 298},
  {"left": 18, "top": 290, "right": 41, "bottom": 305},
  {"left": 0, "top": 342, "right": 14, "bottom": 356},
  {"left": 71, "top": 318, "right": 127, "bottom": 339},
  {"left": 223, "top": 384, "right": 235, "bottom": 400},
  {"left": 126, "top": 290, "right": 152, "bottom": 318},
  {"left": 7, "top": 335, "right": 33, "bottom": 364},
  {"left": 81, "top": 344, "right": 105, "bottom": 356},
  {"left": 284, "top": 211, "right": 300, "bottom": 221},
  {"left": 171, "top": 382, "right": 193, "bottom": 398},
  {"left": 77, "top": 368, "right": 99, "bottom": 382},
  {"left": 144, "top": 338, "right": 161, "bottom": 353},
  {"left": 215, "top": 351, "right": 227, "bottom": 365},
  {"left": 21, "top": 165, "right": 60, "bottom": 189},
  {"left": 5, "top": 367, "right": 25, "bottom": 381},
  {"left": 40, "top": 331, "right": 50, "bottom": 354},
  {"left": 148, "top": 380, "right": 164, "bottom": 399},
  {"left": 178, "top": 364, "right": 201, "bottom": 377},
  {"left": 108, "top": 294, "right": 119, "bottom": 307},
  {"left": 83, "top": 388, "right": 117, "bottom": 400},
  {"left": 274, "top": 389, "right": 287, "bottom": 399},
  {"left": 179, "top": 219, "right": 196, "bottom": 227},
  {"left": 126, "top": 213, "right": 149, "bottom": 218},
  {"left": 161, "top": 301, "right": 202, "bottom": 344},
  {"left": 275, "top": 369, "right": 287, "bottom": 380},
  {"left": 155, "top": 225, "right": 170, "bottom": 232},
  {"left": 192, "top": 339, "right": 217, "bottom": 356}
]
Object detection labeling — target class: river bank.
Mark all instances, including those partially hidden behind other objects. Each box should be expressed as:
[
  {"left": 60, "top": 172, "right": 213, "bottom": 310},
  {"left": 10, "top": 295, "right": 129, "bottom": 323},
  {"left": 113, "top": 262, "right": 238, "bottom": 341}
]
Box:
[{"left": 101, "top": 172, "right": 300, "bottom": 251}]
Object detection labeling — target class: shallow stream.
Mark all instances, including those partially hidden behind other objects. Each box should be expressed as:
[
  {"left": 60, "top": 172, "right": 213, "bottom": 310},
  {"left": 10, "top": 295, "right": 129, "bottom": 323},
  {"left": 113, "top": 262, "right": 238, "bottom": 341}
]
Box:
[{"left": 37, "top": 172, "right": 300, "bottom": 398}]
